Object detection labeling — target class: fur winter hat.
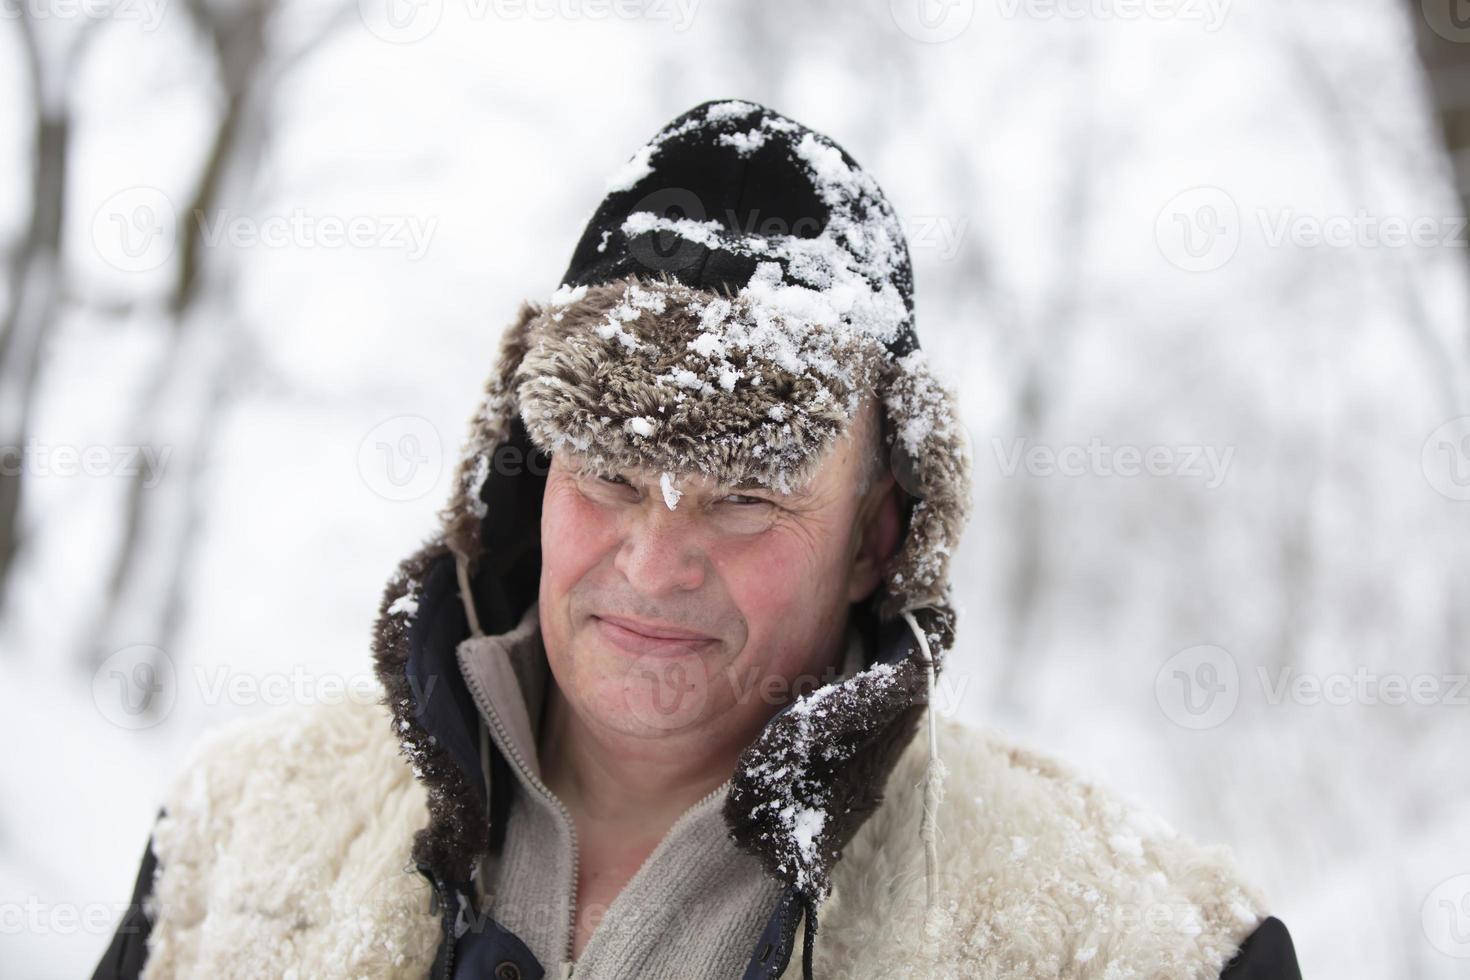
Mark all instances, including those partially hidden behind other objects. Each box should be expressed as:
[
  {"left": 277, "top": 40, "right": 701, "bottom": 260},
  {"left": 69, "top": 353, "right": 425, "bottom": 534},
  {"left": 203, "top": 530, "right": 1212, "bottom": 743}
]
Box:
[{"left": 441, "top": 98, "right": 972, "bottom": 627}]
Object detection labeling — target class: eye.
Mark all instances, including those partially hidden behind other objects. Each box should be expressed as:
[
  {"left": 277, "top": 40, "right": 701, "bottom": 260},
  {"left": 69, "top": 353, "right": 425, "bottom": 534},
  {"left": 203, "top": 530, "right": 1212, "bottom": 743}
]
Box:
[
  {"left": 597, "top": 473, "right": 641, "bottom": 497},
  {"left": 720, "top": 492, "right": 772, "bottom": 506},
  {"left": 576, "top": 470, "right": 638, "bottom": 501}
]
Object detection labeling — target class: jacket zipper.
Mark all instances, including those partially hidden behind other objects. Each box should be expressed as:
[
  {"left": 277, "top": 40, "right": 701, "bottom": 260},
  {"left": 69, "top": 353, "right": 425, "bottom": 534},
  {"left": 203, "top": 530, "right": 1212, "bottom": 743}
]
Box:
[
  {"left": 440, "top": 882, "right": 456, "bottom": 980},
  {"left": 462, "top": 667, "right": 585, "bottom": 970},
  {"left": 414, "top": 865, "right": 456, "bottom": 980},
  {"left": 461, "top": 660, "right": 734, "bottom": 975}
]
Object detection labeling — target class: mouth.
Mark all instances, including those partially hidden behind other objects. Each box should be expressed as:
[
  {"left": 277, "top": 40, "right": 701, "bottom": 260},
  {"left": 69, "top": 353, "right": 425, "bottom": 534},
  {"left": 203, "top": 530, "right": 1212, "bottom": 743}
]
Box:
[{"left": 592, "top": 615, "right": 718, "bottom": 656}]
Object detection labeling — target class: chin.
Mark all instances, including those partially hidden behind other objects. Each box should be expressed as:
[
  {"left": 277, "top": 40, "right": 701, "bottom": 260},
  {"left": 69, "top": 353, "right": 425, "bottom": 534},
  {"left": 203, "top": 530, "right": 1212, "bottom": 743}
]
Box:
[{"left": 569, "top": 639, "right": 718, "bottom": 737}]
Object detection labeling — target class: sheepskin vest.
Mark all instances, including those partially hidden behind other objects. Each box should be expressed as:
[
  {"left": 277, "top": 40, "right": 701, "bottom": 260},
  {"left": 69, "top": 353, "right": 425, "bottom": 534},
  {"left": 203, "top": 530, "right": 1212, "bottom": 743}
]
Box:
[{"left": 139, "top": 695, "right": 1268, "bottom": 979}]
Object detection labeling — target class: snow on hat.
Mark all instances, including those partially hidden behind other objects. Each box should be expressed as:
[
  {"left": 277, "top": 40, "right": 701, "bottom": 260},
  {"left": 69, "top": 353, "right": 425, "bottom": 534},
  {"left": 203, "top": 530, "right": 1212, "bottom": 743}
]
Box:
[{"left": 444, "top": 98, "right": 972, "bottom": 626}]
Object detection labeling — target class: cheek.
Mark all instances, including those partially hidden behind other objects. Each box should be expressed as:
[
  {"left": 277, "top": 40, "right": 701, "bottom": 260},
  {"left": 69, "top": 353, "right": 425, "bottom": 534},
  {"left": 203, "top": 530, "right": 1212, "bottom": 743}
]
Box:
[
  {"left": 540, "top": 484, "right": 619, "bottom": 597},
  {"left": 720, "top": 546, "right": 801, "bottom": 617},
  {"left": 713, "top": 527, "right": 843, "bottom": 649}
]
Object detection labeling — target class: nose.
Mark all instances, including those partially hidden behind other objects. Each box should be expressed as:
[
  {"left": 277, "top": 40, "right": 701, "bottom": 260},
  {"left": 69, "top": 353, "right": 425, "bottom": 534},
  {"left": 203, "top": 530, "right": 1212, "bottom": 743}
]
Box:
[{"left": 613, "top": 505, "right": 708, "bottom": 596}]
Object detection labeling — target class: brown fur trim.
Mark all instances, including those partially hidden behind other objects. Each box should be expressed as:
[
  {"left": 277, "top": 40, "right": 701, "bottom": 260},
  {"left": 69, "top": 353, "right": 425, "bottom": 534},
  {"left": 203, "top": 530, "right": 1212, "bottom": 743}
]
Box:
[
  {"left": 438, "top": 298, "right": 546, "bottom": 573},
  {"left": 723, "top": 603, "right": 955, "bottom": 902},
  {"left": 370, "top": 538, "right": 486, "bottom": 882},
  {"left": 513, "top": 274, "right": 889, "bottom": 497},
  {"left": 875, "top": 354, "right": 974, "bottom": 621}
]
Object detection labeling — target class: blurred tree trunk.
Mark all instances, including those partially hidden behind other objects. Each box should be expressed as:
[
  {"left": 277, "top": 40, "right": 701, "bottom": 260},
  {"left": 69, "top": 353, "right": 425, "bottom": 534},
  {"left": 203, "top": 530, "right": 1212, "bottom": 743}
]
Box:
[
  {"left": 0, "top": 14, "right": 103, "bottom": 626},
  {"left": 1, "top": 0, "right": 352, "bottom": 685},
  {"left": 86, "top": 0, "right": 354, "bottom": 682},
  {"left": 1411, "top": 0, "right": 1470, "bottom": 223}
]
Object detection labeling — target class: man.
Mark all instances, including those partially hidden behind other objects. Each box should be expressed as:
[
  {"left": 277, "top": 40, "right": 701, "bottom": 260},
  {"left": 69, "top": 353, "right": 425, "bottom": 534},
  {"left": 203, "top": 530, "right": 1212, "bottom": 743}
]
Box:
[{"left": 94, "top": 99, "right": 1301, "bottom": 978}]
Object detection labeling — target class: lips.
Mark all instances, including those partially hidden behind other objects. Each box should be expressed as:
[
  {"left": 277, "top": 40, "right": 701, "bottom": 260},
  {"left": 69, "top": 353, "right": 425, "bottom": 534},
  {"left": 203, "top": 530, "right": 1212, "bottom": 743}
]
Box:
[
  {"left": 594, "top": 614, "right": 714, "bottom": 641},
  {"left": 593, "top": 615, "right": 717, "bottom": 656}
]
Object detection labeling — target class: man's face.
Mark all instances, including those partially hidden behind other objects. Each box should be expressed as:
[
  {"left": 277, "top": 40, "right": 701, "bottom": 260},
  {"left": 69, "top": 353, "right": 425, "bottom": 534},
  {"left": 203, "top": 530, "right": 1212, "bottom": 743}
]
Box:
[{"left": 537, "top": 398, "right": 900, "bottom": 751}]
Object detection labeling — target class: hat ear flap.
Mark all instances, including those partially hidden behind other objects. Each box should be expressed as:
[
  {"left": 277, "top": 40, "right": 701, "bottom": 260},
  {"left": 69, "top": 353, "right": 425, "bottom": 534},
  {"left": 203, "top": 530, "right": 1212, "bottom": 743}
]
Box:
[
  {"left": 440, "top": 298, "right": 546, "bottom": 570},
  {"left": 883, "top": 405, "right": 924, "bottom": 504},
  {"left": 874, "top": 353, "right": 973, "bottom": 624}
]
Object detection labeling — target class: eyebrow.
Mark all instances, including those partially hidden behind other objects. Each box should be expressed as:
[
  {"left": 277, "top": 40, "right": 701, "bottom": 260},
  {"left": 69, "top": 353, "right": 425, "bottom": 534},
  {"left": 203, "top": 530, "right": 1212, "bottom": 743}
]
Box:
[
  {"left": 725, "top": 475, "right": 812, "bottom": 499},
  {"left": 725, "top": 477, "right": 772, "bottom": 492},
  {"left": 601, "top": 468, "right": 808, "bottom": 499}
]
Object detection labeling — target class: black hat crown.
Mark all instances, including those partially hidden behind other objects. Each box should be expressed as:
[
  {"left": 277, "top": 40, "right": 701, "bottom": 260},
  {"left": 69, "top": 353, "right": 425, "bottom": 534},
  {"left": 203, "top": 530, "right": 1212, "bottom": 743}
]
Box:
[{"left": 560, "top": 99, "right": 919, "bottom": 360}]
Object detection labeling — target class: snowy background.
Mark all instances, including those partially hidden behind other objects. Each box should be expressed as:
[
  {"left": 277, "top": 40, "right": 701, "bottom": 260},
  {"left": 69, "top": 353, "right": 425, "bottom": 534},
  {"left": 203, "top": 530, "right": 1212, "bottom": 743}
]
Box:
[{"left": 3, "top": 0, "right": 1469, "bottom": 976}]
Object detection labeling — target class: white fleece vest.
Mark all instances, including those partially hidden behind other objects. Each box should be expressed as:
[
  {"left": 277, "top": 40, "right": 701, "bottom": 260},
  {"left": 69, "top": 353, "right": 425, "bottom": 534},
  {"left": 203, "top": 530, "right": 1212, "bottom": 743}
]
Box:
[{"left": 141, "top": 696, "right": 1268, "bottom": 979}]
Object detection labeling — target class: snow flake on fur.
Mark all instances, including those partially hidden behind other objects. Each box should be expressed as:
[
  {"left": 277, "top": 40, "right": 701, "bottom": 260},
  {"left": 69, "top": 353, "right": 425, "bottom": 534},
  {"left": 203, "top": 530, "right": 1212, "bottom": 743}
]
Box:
[
  {"left": 514, "top": 274, "right": 884, "bottom": 495},
  {"left": 727, "top": 634, "right": 936, "bottom": 903}
]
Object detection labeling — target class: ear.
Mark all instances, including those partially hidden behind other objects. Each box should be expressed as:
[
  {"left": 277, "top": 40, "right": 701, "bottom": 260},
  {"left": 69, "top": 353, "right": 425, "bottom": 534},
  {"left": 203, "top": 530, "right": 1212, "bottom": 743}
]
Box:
[{"left": 846, "top": 473, "right": 902, "bottom": 604}]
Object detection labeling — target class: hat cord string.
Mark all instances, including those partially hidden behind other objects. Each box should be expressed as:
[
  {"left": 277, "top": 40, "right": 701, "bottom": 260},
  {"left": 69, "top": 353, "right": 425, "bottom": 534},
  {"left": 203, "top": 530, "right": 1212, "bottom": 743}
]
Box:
[
  {"left": 901, "top": 607, "right": 946, "bottom": 935},
  {"left": 455, "top": 552, "right": 486, "bottom": 639}
]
